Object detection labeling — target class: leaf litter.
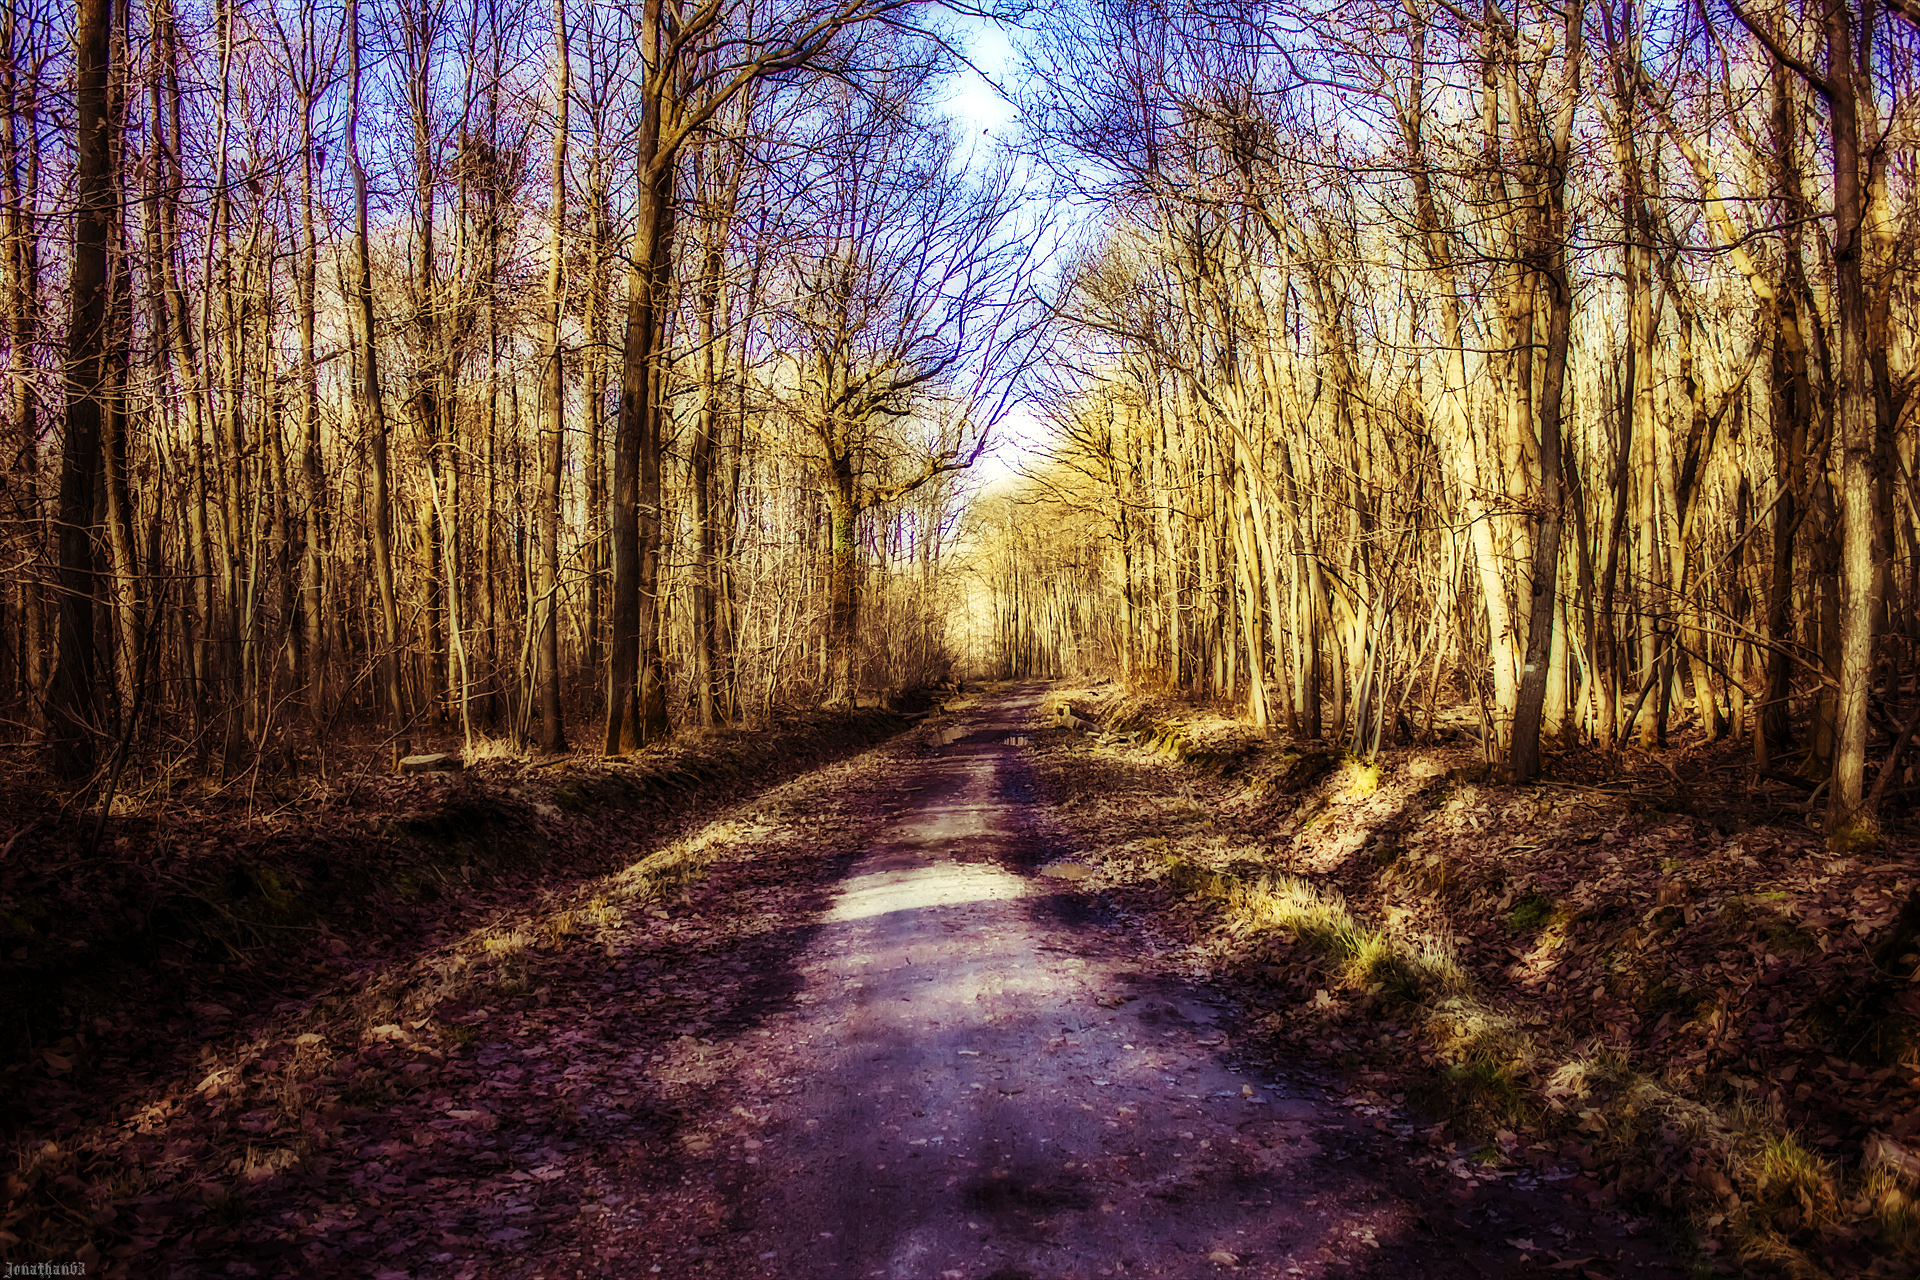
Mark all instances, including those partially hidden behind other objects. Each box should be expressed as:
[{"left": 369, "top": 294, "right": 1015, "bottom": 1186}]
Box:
[{"left": 1025, "top": 680, "right": 1920, "bottom": 1278}]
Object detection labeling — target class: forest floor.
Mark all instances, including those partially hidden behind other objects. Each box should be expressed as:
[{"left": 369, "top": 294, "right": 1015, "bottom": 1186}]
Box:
[
  {"left": 0, "top": 684, "right": 1912, "bottom": 1278},
  {"left": 1024, "top": 681, "right": 1920, "bottom": 1280}
]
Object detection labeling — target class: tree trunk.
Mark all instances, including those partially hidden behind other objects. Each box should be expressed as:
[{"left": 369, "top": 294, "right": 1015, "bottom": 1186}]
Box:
[
  {"left": 349, "top": 0, "right": 407, "bottom": 764},
  {"left": 49, "top": 0, "right": 115, "bottom": 781},
  {"left": 825, "top": 487, "right": 859, "bottom": 705},
  {"left": 1, "top": 4, "right": 44, "bottom": 728},
  {"left": 534, "top": 0, "right": 569, "bottom": 754},
  {"left": 1823, "top": 1, "right": 1877, "bottom": 836},
  {"left": 296, "top": 60, "right": 329, "bottom": 718},
  {"left": 1510, "top": 0, "right": 1582, "bottom": 782},
  {"left": 606, "top": 103, "right": 674, "bottom": 753}
]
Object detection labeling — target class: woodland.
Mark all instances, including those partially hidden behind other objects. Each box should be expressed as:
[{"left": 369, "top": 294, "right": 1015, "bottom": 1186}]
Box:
[
  {"left": 0, "top": 0, "right": 1916, "bottom": 827},
  {"left": 0, "top": 0, "right": 1918, "bottom": 1273}
]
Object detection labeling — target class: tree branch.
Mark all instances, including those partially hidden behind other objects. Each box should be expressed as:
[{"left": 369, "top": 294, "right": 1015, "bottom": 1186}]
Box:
[{"left": 1721, "top": 0, "right": 1832, "bottom": 98}]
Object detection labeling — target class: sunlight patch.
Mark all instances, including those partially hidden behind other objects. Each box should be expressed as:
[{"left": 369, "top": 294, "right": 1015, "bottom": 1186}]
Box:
[{"left": 823, "top": 863, "right": 1020, "bottom": 923}]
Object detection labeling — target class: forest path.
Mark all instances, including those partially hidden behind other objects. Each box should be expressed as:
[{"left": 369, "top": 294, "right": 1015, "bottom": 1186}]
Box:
[{"left": 560, "top": 686, "right": 1683, "bottom": 1280}]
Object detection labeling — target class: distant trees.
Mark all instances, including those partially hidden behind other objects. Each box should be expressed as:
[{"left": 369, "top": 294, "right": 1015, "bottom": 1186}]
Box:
[
  {"left": 598, "top": 0, "right": 942, "bottom": 754},
  {"left": 766, "top": 55, "right": 1033, "bottom": 703},
  {"left": 994, "top": 0, "right": 1917, "bottom": 834},
  {"left": 2, "top": 0, "right": 1014, "bottom": 781}
]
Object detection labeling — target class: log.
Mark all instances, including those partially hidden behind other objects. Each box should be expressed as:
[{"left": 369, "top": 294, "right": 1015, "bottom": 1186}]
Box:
[{"left": 397, "top": 753, "right": 464, "bottom": 774}]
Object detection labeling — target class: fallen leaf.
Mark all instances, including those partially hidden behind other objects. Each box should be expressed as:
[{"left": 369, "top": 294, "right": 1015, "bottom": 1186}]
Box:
[
  {"left": 41, "top": 1050, "right": 71, "bottom": 1073},
  {"left": 1507, "top": 1237, "right": 1537, "bottom": 1252},
  {"left": 1207, "top": 1251, "right": 1238, "bottom": 1265},
  {"left": 1697, "top": 1166, "right": 1734, "bottom": 1197}
]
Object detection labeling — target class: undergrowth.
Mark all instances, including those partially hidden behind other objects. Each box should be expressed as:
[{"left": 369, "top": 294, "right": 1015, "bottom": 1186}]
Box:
[{"left": 0, "top": 708, "right": 905, "bottom": 1071}]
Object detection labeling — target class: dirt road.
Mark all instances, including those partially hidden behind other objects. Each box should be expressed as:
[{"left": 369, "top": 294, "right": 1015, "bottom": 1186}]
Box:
[{"left": 561, "top": 688, "right": 1683, "bottom": 1280}]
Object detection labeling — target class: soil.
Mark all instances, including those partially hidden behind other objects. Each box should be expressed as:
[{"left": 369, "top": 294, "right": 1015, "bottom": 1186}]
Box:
[{"left": 4, "top": 687, "right": 1692, "bottom": 1279}]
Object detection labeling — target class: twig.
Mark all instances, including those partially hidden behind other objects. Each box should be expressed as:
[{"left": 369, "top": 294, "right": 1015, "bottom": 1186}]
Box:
[
  {"left": 0, "top": 820, "right": 35, "bottom": 861},
  {"left": 1864, "top": 699, "right": 1920, "bottom": 818},
  {"left": 1804, "top": 777, "right": 1830, "bottom": 816}
]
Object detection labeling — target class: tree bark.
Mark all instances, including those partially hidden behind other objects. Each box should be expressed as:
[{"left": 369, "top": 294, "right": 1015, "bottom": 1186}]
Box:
[
  {"left": 49, "top": 0, "right": 115, "bottom": 781},
  {"left": 1822, "top": 0, "right": 1877, "bottom": 836},
  {"left": 534, "top": 0, "right": 570, "bottom": 753}
]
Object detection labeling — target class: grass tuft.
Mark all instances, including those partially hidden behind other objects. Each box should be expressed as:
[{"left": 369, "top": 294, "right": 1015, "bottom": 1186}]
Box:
[
  {"left": 1868, "top": 1167, "right": 1919, "bottom": 1251},
  {"left": 1749, "top": 1135, "right": 1839, "bottom": 1230}
]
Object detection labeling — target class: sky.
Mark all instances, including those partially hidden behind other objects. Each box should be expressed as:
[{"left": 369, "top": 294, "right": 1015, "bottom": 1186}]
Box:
[
  {"left": 937, "top": 14, "right": 1021, "bottom": 144},
  {"left": 935, "top": 14, "right": 1048, "bottom": 490}
]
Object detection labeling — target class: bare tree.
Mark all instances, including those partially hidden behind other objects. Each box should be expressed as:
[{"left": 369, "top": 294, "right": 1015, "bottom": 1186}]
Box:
[{"left": 767, "top": 58, "right": 1033, "bottom": 703}]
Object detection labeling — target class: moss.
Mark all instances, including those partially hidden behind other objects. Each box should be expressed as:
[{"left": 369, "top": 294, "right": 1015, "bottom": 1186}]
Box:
[
  {"left": 1345, "top": 761, "right": 1383, "bottom": 796},
  {"left": 1409, "top": 1057, "right": 1528, "bottom": 1128},
  {"left": 1347, "top": 931, "right": 1431, "bottom": 1004},
  {"left": 245, "top": 866, "right": 296, "bottom": 911},
  {"left": 1868, "top": 1168, "right": 1919, "bottom": 1254},
  {"left": 1507, "top": 893, "right": 1558, "bottom": 933},
  {"left": 1163, "top": 856, "right": 1224, "bottom": 899},
  {"left": 1757, "top": 919, "right": 1819, "bottom": 955},
  {"left": 1741, "top": 1135, "right": 1839, "bottom": 1244},
  {"left": 1826, "top": 821, "right": 1880, "bottom": 855}
]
